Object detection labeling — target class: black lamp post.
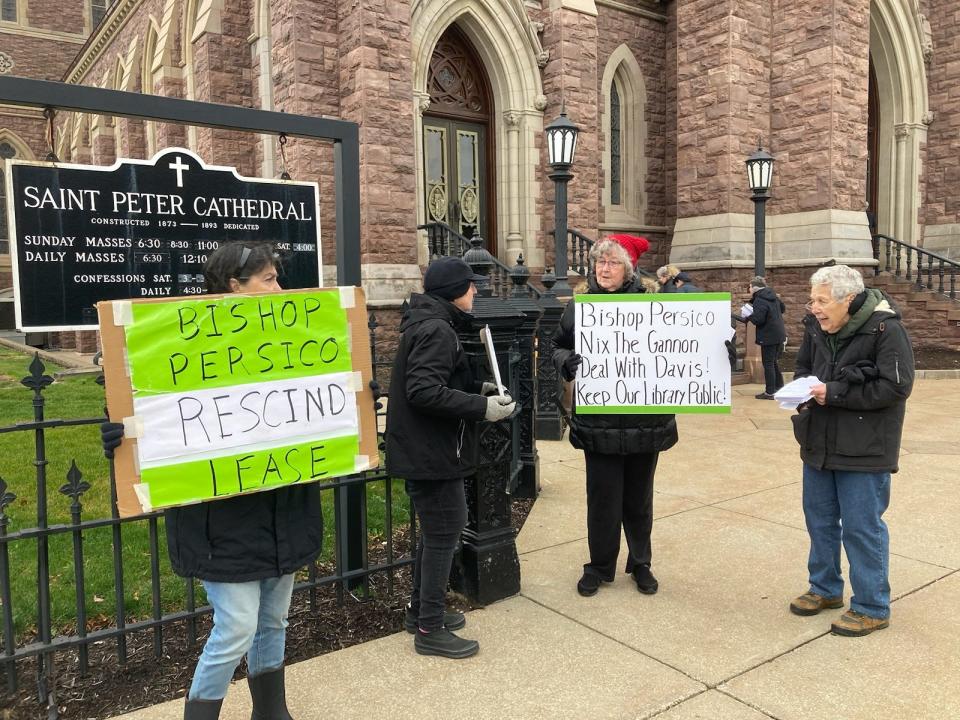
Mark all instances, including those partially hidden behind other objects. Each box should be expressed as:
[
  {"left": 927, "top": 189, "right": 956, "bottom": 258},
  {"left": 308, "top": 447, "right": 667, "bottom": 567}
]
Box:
[
  {"left": 745, "top": 141, "right": 775, "bottom": 278},
  {"left": 545, "top": 110, "right": 580, "bottom": 296}
]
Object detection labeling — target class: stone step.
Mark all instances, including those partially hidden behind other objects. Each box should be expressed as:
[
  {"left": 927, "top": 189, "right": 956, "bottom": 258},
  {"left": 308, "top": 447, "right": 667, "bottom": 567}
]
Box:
[{"left": 948, "top": 310, "right": 960, "bottom": 322}]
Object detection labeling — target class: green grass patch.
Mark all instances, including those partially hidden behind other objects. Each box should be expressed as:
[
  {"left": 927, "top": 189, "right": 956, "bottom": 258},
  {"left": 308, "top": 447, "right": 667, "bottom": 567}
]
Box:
[{"left": 0, "top": 347, "right": 410, "bottom": 639}]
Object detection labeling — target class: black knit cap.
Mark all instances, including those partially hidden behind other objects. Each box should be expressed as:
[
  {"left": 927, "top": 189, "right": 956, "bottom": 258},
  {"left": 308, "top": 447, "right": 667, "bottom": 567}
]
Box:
[{"left": 423, "top": 257, "right": 486, "bottom": 301}]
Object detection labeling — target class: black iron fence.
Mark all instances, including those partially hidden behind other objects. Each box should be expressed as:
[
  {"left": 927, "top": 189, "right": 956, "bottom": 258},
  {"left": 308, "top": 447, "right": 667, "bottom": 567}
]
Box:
[
  {"left": 0, "top": 313, "right": 415, "bottom": 714},
  {"left": 875, "top": 233, "right": 960, "bottom": 301}
]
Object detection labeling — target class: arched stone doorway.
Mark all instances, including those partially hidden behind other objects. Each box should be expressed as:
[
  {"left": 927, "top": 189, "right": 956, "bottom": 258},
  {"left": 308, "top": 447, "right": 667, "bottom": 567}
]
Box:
[
  {"left": 422, "top": 24, "right": 496, "bottom": 252},
  {"left": 412, "top": 0, "right": 546, "bottom": 267},
  {"left": 869, "top": 0, "right": 930, "bottom": 246}
]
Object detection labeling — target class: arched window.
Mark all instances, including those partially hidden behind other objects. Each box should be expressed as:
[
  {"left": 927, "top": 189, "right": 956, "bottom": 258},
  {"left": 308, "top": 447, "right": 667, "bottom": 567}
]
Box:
[
  {"left": 601, "top": 46, "right": 647, "bottom": 226},
  {"left": 143, "top": 21, "right": 159, "bottom": 156},
  {"left": 610, "top": 80, "right": 622, "bottom": 207}
]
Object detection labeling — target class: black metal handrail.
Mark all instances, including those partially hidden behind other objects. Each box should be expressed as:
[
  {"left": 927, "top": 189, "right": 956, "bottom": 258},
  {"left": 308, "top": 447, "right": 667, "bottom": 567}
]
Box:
[
  {"left": 875, "top": 234, "right": 959, "bottom": 301},
  {"left": 418, "top": 222, "right": 542, "bottom": 298}
]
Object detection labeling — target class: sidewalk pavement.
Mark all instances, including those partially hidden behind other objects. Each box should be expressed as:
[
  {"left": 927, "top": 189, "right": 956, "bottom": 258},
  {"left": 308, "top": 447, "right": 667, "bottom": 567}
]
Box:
[{"left": 117, "top": 380, "right": 960, "bottom": 720}]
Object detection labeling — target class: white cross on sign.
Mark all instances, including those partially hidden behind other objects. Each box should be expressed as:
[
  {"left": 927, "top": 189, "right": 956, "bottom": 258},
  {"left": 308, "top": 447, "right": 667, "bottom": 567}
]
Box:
[{"left": 168, "top": 156, "right": 189, "bottom": 188}]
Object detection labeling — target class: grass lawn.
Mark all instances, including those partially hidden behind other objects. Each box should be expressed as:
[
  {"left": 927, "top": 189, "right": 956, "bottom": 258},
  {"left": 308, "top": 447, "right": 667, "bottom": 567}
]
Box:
[{"left": 0, "top": 346, "right": 410, "bottom": 639}]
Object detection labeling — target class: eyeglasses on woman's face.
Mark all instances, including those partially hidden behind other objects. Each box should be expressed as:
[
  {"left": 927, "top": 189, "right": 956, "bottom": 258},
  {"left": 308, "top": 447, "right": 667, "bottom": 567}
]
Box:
[{"left": 595, "top": 258, "right": 624, "bottom": 269}]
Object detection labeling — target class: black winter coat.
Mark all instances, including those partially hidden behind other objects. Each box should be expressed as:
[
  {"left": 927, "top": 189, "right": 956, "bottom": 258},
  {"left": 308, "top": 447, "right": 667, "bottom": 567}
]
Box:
[
  {"left": 792, "top": 301, "right": 913, "bottom": 473},
  {"left": 552, "top": 275, "right": 679, "bottom": 455},
  {"left": 166, "top": 484, "right": 323, "bottom": 582},
  {"left": 747, "top": 287, "right": 787, "bottom": 345},
  {"left": 385, "top": 293, "right": 487, "bottom": 480}
]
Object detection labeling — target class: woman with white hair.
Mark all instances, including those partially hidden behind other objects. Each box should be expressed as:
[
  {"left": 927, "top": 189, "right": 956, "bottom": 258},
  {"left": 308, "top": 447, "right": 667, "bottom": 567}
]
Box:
[
  {"left": 552, "top": 236, "right": 678, "bottom": 598},
  {"left": 790, "top": 264, "right": 914, "bottom": 637}
]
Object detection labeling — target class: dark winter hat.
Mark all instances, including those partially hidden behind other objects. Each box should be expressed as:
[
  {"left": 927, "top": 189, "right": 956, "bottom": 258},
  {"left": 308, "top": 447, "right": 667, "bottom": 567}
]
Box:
[
  {"left": 423, "top": 257, "right": 486, "bottom": 301},
  {"left": 607, "top": 234, "right": 651, "bottom": 267},
  {"left": 750, "top": 275, "right": 766, "bottom": 288}
]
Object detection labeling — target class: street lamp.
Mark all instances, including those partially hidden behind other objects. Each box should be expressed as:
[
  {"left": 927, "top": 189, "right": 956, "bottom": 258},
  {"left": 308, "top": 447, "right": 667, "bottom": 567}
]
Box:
[
  {"left": 545, "top": 110, "right": 579, "bottom": 295},
  {"left": 745, "top": 141, "right": 775, "bottom": 277}
]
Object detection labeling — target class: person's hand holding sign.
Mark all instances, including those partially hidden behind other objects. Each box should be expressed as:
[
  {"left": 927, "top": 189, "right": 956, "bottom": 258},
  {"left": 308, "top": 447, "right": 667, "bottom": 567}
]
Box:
[{"left": 560, "top": 352, "right": 583, "bottom": 381}]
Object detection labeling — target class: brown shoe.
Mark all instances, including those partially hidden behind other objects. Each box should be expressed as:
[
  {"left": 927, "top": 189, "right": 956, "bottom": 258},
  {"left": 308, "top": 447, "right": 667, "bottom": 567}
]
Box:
[
  {"left": 789, "top": 592, "right": 844, "bottom": 616},
  {"left": 831, "top": 610, "right": 889, "bottom": 637}
]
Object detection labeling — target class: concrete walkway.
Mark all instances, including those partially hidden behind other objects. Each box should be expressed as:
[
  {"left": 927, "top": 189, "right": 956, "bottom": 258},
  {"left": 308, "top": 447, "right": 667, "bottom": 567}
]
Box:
[{"left": 118, "top": 380, "right": 960, "bottom": 720}]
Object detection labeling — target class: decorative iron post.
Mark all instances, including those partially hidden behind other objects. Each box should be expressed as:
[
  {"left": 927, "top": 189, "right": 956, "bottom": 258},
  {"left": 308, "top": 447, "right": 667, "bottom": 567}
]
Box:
[
  {"left": 451, "top": 237, "right": 525, "bottom": 604},
  {"left": 506, "top": 255, "right": 542, "bottom": 498},
  {"left": 535, "top": 269, "right": 566, "bottom": 440}
]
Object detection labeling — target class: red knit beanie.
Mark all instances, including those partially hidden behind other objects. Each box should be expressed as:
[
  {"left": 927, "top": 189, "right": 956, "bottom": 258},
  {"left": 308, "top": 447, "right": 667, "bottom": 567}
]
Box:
[{"left": 607, "top": 234, "right": 650, "bottom": 267}]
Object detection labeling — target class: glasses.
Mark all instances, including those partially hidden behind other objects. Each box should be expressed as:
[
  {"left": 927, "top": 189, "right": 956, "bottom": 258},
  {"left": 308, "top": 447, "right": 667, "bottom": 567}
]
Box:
[
  {"left": 594, "top": 259, "right": 624, "bottom": 269},
  {"left": 804, "top": 297, "right": 839, "bottom": 311}
]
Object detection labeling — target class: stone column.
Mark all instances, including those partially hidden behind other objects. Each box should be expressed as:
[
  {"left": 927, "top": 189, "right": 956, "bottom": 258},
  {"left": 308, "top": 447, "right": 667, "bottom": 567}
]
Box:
[{"left": 504, "top": 111, "right": 524, "bottom": 264}]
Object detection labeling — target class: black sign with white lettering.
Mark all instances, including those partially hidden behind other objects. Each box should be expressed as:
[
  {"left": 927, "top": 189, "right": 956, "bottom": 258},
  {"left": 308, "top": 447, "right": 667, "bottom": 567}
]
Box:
[{"left": 5, "top": 148, "right": 321, "bottom": 331}]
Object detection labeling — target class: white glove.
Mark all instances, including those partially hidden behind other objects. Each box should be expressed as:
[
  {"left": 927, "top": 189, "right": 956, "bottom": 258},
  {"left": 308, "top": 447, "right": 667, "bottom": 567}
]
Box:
[
  {"left": 484, "top": 394, "right": 516, "bottom": 422},
  {"left": 481, "top": 381, "right": 501, "bottom": 396},
  {"left": 740, "top": 303, "right": 753, "bottom": 319}
]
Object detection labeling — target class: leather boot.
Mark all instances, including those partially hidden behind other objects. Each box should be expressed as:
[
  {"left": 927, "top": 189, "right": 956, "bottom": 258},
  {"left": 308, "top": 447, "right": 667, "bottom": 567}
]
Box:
[
  {"left": 248, "top": 666, "right": 294, "bottom": 720},
  {"left": 183, "top": 698, "right": 223, "bottom": 720}
]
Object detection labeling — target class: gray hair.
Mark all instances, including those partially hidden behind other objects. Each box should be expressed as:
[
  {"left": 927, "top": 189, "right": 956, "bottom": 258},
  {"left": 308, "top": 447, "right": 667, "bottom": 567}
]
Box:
[
  {"left": 590, "top": 240, "right": 635, "bottom": 282},
  {"left": 656, "top": 264, "right": 680, "bottom": 280},
  {"left": 809, "top": 264, "right": 864, "bottom": 300}
]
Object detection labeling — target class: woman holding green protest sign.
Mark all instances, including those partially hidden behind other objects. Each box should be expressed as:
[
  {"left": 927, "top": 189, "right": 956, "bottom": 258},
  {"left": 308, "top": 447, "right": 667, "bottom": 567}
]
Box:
[
  {"left": 552, "top": 235, "right": 680, "bottom": 598},
  {"left": 102, "top": 241, "right": 313, "bottom": 720}
]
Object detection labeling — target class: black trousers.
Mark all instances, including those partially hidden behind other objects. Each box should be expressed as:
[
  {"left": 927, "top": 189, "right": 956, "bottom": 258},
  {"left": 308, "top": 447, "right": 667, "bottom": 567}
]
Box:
[
  {"left": 405, "top": 478, "right": 467, "bottom": 631},
  {"left": 583, "top": 451, "right": 659, "bottom": 580},
  {"left": 760, "top": 343, "right": 784, "bottom": 394}
]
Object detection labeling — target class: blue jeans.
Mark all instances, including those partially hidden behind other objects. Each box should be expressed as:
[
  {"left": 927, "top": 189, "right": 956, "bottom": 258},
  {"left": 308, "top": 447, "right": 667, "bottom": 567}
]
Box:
[
  {"left": 801, "top": 464, "right": 891, "bottom": 619},
  {"left": 189, "top": 574, "right": 295, "bottom": 700}
]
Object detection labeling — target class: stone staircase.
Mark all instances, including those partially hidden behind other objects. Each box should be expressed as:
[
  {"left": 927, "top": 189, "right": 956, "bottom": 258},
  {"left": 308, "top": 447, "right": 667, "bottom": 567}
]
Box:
[{"left": 869, "top": 272, "right": 960, "bottom": 350}]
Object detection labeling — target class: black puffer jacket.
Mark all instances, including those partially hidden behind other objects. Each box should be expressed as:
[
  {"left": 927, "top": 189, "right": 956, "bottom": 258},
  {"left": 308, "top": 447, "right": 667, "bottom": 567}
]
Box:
[
  {"left": 385, "top": 293, "right": 487, "bottom": 480},
  {"left": 747, "top": 287, "right": 787, "bottom": 345},
  {"left": 792, "top": 291, "right": 913, "bottom": 473},
  {"left": 552, "top": 275, "right": 679, "bottom": 455},
  {"left": 166, "top": 484, "right": 323, "bottom": 582}
]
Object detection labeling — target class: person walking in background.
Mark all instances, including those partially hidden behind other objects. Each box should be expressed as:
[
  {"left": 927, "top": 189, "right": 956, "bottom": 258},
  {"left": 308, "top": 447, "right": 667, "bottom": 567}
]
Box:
[
  {"left": 789, "top": 264, "right": 913, "bottom": 637},
  {"left": 656, "top": 264, "right": 680, "bottom": 293},
  {"left": 102, "top": 242, "right": 318, "bottom": 720},
  {"left": 671, "top": 270, "right": 702, "bottom": 293},
  {"left": 743, "top": 276, "right": 786, "bottom": 399},
  {"left": 386, "top": 256, "right": 515, "bottom": 660},
  {"left": 552, "top": 235, "right": 677, "bottom": 598}
]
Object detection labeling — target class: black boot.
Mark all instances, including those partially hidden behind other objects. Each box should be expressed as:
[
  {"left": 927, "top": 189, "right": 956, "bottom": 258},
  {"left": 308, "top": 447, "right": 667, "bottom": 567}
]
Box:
[
  {"left": 248, "top": 666, "right": 294, "bottom": 720},
  {"left": 184, "top": 698, "right": 223, "bottom": 720}
]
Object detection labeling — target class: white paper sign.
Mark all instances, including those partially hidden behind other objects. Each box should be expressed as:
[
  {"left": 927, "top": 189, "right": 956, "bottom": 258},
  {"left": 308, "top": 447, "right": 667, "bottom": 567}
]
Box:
[
  {"left": 573, "top": 293, "right": 732, "bottom": 414},
  {"left": 133, "top": 371, "right": 359, "bottom": 466}
]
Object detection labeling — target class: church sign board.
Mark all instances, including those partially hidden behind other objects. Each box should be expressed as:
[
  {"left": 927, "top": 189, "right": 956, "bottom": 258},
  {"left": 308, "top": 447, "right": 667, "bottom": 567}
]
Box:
[{"left": 2, "top": 148, "right": 321, "bottom": 331}]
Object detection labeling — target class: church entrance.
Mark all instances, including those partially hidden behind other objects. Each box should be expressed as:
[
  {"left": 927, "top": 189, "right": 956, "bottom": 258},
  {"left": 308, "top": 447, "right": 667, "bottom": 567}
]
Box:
[{"left": 422, "top": 24, "right": 495, "bottom": 253}]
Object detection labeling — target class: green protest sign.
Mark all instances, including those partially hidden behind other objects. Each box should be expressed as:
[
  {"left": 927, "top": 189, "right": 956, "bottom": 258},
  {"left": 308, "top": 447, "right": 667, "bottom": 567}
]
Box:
[
  {"left": 99, "top": 287, "right": 378, "bottom": 517},
  {"left": 125, "top": 291, "right": 353, "bottom": 395}
]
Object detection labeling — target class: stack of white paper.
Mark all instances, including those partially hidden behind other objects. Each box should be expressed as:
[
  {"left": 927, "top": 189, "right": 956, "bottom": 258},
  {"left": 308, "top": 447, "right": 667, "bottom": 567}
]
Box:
[{"left": 773, "top": 376, "right": 821, "bottom": 410}]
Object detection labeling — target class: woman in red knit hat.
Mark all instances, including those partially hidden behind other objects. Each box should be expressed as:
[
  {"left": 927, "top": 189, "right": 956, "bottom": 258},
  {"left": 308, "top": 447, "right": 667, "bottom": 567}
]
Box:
[{"left": 551, "top": 233, "right": 678, "bottom": 597}]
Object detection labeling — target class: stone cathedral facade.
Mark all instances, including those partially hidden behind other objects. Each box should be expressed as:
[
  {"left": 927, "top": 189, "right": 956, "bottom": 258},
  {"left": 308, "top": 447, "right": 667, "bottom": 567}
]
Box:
[{"left": 1, "top": 0, "right": 958, "bottom": 326}]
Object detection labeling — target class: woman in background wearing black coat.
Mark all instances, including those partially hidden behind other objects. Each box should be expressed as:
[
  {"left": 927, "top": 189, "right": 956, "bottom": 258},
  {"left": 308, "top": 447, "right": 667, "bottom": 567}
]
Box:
[
  {"left": 743, "top": 275, "right": 787, "bottom": 399},
  {"left": 552, "top": 235, "right": 678, "bottom": 597}
]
